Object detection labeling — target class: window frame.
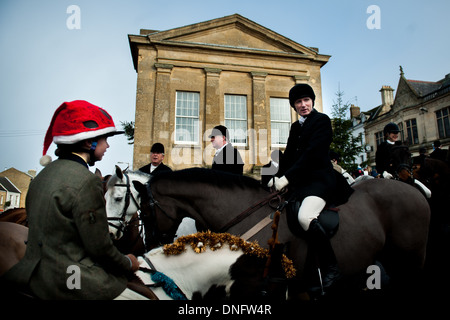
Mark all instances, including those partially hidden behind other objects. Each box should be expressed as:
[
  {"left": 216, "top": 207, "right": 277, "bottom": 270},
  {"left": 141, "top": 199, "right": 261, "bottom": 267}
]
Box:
[
  {"left": 270, "top": 97, "right": 291, "bottom": 147},
  {"left": 224, "top": 94, "right": 248, "bottom": 147},
  {"left": 174, "top": 91, "right": 200, "bottom": 145}
]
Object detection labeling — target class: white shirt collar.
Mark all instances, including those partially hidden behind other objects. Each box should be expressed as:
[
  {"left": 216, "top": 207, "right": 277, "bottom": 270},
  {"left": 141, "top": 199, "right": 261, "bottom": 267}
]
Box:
[
  {"left": 298, "top": 116, "right": 307, "bottom": 125},
  {"left": 215, "top": 142, "right": 228, "bottom": 156}
]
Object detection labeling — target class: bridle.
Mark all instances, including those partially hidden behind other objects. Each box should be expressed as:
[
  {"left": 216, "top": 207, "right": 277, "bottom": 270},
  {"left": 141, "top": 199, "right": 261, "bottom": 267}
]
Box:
[
  {"left": 107, "top": 171, "right": 142, "bottom": 237},
  {"left": 390, "top": 145, "right": 414, "bottom": 182},
  {"left": 140, "top": 182, "right": 179, "bottom": 249}
]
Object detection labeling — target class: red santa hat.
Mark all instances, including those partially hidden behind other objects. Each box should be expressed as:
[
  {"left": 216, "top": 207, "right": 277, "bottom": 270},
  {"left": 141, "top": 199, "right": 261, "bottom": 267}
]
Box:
[{"left": 40, "top": 100, "right": 123, "bottom": 166}]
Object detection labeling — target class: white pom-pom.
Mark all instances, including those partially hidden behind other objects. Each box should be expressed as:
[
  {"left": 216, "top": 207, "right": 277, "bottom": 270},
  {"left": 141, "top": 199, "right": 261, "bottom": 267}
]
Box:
[{"left": 40, "top": 155, "right": 52, "bottom": 166}]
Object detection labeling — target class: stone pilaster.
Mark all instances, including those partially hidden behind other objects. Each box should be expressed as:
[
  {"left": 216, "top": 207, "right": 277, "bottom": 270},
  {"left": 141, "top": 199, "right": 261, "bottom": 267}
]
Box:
[
  {"left": 153, "top": 63, "right": 173, "bottom": 151},
  {"left": 203, "top": 68, "right": 221, "bottom": 166},
  {"left": 251, "top": 72, "right": 268, "bottom": 166}
]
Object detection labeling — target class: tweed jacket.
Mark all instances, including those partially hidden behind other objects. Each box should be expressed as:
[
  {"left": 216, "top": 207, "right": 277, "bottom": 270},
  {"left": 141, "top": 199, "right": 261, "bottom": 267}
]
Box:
[
  {"left": 4, "top": 158, "right": 131, "bottom": 299},
  {"left": 212, "top": 143, "right": 244, "bottom": 175},
  {"left": 278, "top": 109, "right": 336, "bottom": 202}
]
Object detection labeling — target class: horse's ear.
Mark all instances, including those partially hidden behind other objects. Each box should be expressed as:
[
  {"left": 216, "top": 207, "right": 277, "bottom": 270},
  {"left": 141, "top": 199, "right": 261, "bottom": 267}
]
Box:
[
  {"left": 95, "top": 168, "right": 102, "bottom": 179},
  {"left": 132, "top": 180, "right": 148, "bottom": 200},
  {"left": 115, "top": 165, "right": 123, "bottom": 180}
]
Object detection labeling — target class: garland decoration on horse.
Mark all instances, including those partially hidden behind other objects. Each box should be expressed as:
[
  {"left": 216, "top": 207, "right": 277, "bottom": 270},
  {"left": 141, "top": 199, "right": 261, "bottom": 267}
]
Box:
[{"left": 162, "top": 231, "right": 296, "bottom": 279}]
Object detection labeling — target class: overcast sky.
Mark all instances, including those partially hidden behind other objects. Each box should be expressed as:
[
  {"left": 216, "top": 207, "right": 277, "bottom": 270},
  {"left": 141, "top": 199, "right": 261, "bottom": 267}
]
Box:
[{"left": 1, "top": 0, "right": 449, "bottom": 175}]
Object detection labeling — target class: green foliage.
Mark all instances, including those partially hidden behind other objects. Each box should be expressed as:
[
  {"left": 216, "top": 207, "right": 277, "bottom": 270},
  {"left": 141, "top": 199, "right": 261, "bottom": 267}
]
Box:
[
  {"left": 329, "top": 89, "right": 364, "bottom": 174},
  {"left": 121, "top": 121, "right": 135, "bottom": 145}
]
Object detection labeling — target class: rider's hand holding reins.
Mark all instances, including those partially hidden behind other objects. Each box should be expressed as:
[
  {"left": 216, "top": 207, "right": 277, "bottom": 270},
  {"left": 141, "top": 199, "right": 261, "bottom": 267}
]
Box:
[
  {"left": 126, "top": 254, "right": 140, "bottom": 272},
  {"left": 267, "top": 176, "right": 289, "bottom": 191}
]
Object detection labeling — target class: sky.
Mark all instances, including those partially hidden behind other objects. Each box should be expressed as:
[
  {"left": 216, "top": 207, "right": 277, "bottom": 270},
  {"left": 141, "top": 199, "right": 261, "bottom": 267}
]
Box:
[{"left": 1, "top": 0, "right": 449, "bottom": 175}]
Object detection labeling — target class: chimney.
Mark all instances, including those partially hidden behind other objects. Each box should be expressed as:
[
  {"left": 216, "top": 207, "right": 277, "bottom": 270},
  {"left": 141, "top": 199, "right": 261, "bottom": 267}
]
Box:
[
  {"left": 350, "top": 105, "right": 360, "bottom": 118},
  {"left": 380, "top": 86, "right": 394, "bottom": 106}
]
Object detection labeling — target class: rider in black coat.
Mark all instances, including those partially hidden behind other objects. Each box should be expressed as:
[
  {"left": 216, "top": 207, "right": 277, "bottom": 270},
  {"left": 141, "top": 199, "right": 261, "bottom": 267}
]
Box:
[{"left": 268, "top": 84, "right": 341, "bottom": 292}]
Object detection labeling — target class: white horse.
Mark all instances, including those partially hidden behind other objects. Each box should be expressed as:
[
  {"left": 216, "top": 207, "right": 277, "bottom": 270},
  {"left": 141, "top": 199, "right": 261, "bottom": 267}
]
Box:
[
  {"left": 105, "top": 166, "right": 151, "bottom": 239},
  {"left": 105, "top": 166, "right": 197, "bottom": 241},
  {"left": 134, "top": 231, "right": 295, "bottom": 300}
]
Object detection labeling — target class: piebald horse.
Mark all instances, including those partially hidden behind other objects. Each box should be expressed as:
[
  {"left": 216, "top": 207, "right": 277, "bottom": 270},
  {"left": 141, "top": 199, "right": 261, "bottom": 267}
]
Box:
[{"left": 135, "top": 231, "right": 295, "bottom": 300}]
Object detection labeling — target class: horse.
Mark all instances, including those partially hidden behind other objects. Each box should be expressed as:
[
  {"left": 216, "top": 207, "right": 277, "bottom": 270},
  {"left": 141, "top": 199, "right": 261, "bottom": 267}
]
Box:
[
  {"left": 133, "top": 167, "right": 430, "bottom": 299},
  {"left": 413, "top": 157, "right": 450, "bottom": 290},
  {"left": 134, "top": 231, "right": 295, "bottom": 300},
  {"left": 105, "top": 166, "right": 151, "bottom": 241},
  {"left": 388, "top": 143, "right": 432, "bottom": 198},
  {"left": 105, "top": 166, "right": 197, "bottom": 252},
  {"left": 0, "top": 222, "right": 28, "bottom": 278},
  {"left": 0, "top": 208, "right": 28, "bottom": 226}
]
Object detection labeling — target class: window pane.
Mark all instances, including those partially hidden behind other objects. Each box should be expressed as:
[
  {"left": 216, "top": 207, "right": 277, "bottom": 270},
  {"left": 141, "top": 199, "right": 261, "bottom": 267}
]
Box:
[
  {"left": 225, "top": 95, "right": 247, "bottom": 145},
  {"left": 175, "top": 91, "right": 199, "bottom": 143},
  {"left": 270, "top": 98, "right": 291, "bottom": 146},
  {"left": 270, "top": 98, "right": 291, "bottom": 121}
]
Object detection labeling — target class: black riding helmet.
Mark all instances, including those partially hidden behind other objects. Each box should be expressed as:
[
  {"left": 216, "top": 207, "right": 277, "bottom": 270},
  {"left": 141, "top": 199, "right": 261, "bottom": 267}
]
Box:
[
  {"left": 383, "top": 122, "right": 400, "bottom": 136},
  {"left": 289, "top": 84, "right": 316, "bottom": 108}
]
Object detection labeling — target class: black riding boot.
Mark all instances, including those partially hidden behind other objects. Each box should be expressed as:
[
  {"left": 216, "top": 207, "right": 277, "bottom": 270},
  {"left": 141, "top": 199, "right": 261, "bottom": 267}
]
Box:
[{"left": 307, "top": 218, "right": 342, "bottom": 292}]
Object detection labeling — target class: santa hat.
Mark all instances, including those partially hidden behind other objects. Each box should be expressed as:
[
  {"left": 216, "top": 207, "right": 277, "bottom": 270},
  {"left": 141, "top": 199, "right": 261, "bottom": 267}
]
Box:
[{"left": 40, "top": 100, "right": 123, "bottom": 166}]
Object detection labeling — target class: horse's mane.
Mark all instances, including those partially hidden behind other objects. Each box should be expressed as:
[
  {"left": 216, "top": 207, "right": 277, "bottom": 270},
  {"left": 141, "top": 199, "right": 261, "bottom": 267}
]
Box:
[
  {"left": 151, "top": 168, "right": 262, "bottom": 190},
  {"left": 161, "top": 231, "right": 296, "bottom": 278},
  {"left": 106, "top": 169, "right": 151, "bottom": 189}
]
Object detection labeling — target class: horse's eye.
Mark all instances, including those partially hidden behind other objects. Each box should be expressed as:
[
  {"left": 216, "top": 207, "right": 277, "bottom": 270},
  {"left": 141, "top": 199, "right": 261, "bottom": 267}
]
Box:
[{"left": 114, "top": 197, "right": 123, "bottom": 202}]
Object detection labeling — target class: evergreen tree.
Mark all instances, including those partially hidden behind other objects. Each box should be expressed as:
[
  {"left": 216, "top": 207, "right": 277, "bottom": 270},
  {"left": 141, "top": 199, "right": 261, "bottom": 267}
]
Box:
[
  {"left": 330, "top": 89, "right": 364, "bottom": 174},
  {"left": 121, "top": 121, "right": 134, "bottom": 145}
]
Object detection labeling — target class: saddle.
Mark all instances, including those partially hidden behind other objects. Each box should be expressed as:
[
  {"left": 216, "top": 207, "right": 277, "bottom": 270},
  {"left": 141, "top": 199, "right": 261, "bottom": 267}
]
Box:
[
  {"left": 285, "top": 170, "right": 353, "bottom": 239},
  {"left": 286, "top": 201, "right": 339, "bottom": 239}
]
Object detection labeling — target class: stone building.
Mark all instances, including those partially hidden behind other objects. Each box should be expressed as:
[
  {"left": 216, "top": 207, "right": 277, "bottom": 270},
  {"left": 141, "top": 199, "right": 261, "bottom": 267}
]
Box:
[
  {"left": 363, "top": 67, "right": 450, "bottom": 167},
  {"left": 128, "top": 14, "right": 330, "bottom": 172},
  {"left": 0, "top": 167, "right": 35, "bottom": 209}
]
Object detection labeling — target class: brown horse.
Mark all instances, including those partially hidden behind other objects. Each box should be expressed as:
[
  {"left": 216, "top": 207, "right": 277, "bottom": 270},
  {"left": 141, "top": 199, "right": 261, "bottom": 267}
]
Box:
[
  {"left": 0, "top": 222, "right": 28, "bottom": 277},
  {"left": 0, "top": 208, "right": 28, "bottom": 226},
  {"left": 136, "top": 168, "right": 430, "bottom": 298}
]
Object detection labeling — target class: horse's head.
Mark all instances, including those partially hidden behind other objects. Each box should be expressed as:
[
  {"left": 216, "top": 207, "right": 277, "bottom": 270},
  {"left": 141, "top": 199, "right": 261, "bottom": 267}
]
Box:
[
  {"left": 390, "top": 143, "right": 413, "bottom": 181},
  {"left": 132, "top": 179, "right": 181, "bottom": 249},
  {"left": 105, "top": 165, "right": 149, "bottom": 239}
]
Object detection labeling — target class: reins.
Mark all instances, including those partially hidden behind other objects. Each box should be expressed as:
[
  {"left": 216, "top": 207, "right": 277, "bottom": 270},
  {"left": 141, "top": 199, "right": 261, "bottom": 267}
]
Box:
[
  {"left": 218, "top": 189, "right": 286, "bottom": 233},
  {"left": 138, "top": 254, "right": 188, "bottom": 300}
]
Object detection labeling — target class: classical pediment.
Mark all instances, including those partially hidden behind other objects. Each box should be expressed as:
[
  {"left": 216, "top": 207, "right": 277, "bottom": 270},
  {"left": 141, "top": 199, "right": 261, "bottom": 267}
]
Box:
[{"left": 144, "top": 14, "right": 318, "bottom": 56}]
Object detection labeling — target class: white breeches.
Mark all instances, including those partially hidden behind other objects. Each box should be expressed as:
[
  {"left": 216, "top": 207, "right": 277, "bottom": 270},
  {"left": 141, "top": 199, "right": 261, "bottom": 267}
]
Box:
[{"left": 297, "top": 196, "right": 327, "bottom": 231}]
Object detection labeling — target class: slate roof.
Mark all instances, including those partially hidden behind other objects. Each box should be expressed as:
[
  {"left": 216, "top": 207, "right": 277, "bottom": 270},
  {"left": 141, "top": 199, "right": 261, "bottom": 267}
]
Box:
[{"left": 0, "top": 177, "right": 21, "bottom": 193}]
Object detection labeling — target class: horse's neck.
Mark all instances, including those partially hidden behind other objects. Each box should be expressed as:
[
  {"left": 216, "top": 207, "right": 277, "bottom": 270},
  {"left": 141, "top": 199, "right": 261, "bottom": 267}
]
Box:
[
  {"left": 140, "top": 247, "right": 243, "bottom": 299},
  {"left": 164, "top": 182, "right": 271, "bottom": 230}
]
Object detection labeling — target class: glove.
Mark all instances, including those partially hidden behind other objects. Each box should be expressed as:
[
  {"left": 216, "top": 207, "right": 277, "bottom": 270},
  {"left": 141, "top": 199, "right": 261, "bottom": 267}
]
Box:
[
  {"left": 383, "top": 171, "right": 393, "bottom": 179},
  {"left": 267, "top": 176, "right": 289, "bottom": 191}
]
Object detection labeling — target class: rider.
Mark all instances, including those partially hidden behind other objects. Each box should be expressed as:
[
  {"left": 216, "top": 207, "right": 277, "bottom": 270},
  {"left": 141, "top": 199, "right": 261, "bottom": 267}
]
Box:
[
  {"left": 3, "top": 100, "right": 146, "bottom": 299},
  {"left": 375, "top": 122, "right": 400, "bottom": 179},
  {"left": 268, "top": 84, "right": 341, "bottom": 292},
  {"left": 376, "top": 122, "right": 432, "bottom": 198}
]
